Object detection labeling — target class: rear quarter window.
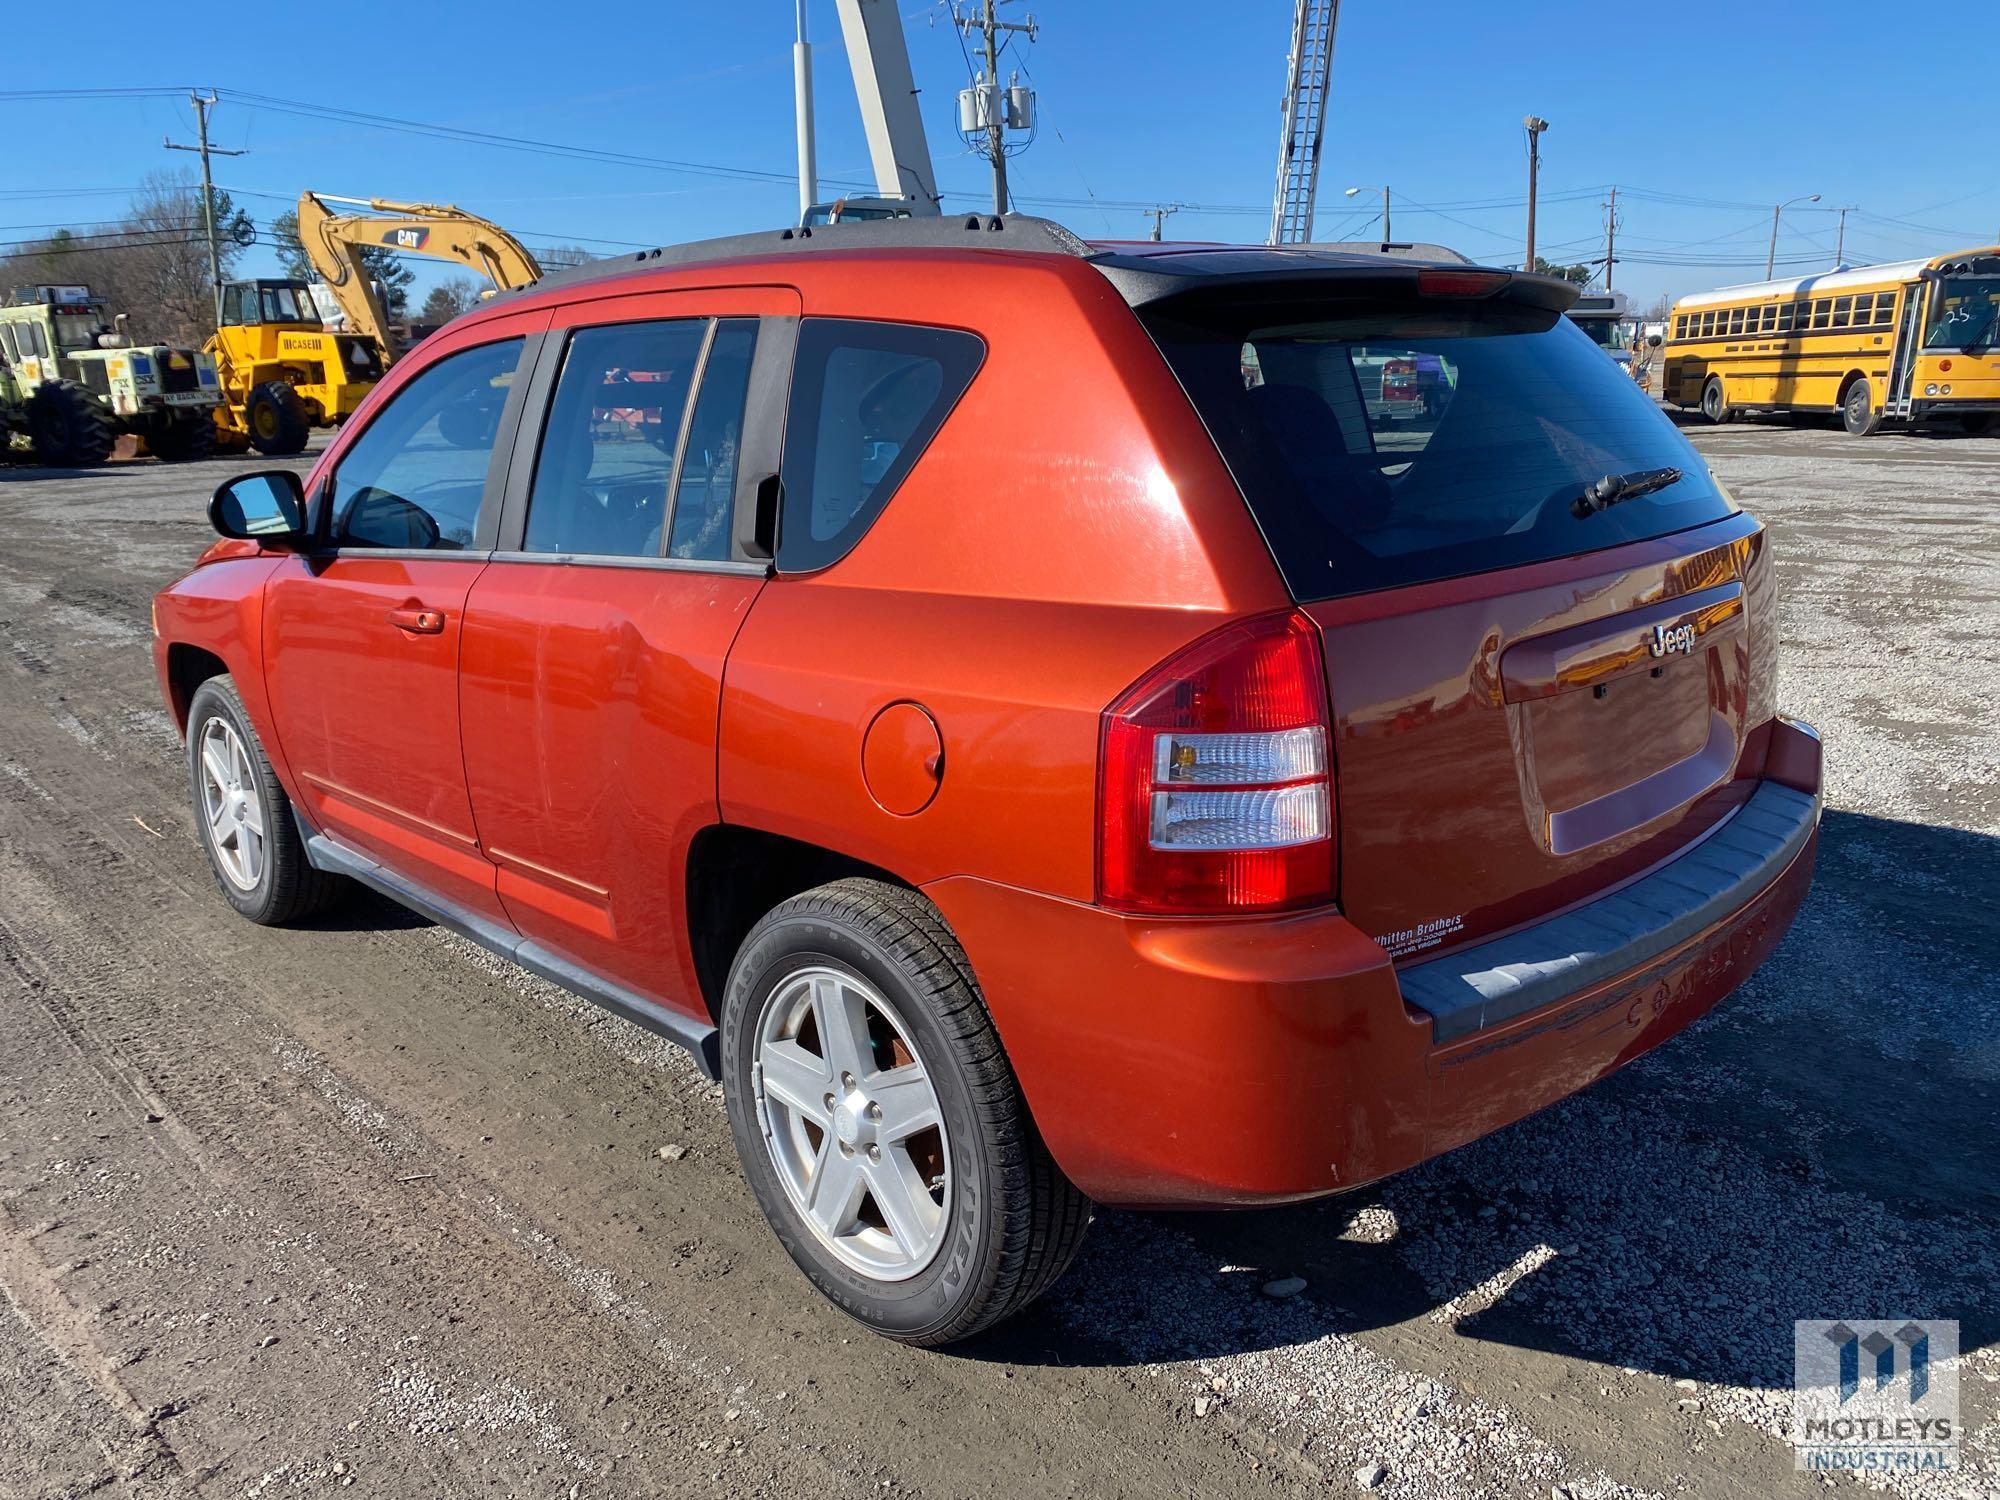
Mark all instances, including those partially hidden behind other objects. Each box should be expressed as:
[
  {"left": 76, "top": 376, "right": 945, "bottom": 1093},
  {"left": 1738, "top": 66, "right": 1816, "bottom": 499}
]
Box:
[
  {"left": 1142, "top": 298, "right": 1737, "bottom": 600},
  {"left": 776, "top": 319, "right": 983, "bottom": 574}
]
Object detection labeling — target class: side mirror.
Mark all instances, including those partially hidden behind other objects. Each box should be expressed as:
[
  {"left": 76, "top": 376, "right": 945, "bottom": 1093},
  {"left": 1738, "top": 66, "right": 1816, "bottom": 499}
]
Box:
[
  {"left": 209, "top": 470, "right": 308, "bottom": 545},
  {"left": 1645, "top": 331, "right": 1664, "bottom": 348}
]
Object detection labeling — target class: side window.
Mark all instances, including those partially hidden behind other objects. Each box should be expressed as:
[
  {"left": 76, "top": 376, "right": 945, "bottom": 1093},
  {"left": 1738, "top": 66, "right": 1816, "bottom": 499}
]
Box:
[
  {"left": 1831, "top": 296, "right": 1853, "bottom": 328},
  {"left": 524, "top": 319, "right": 706, "bottom": 558},
  {"left": 29, "top": 322, "right": 49, "bottom": 358},
  {"left": 330, "top": 336, "right": 523, "bottom": 551},
  {"left": 0, "top": 324, "right": 15, "bottom": 360},
  {"left": 668, "top": 319, "right": 757, "bottom": 562},
  {"left": 1777, "top": 304, "right": 1795, "bottom": 332},
  {"left": 777, "top": 319, "right": 984, "bottom": 573},
  {"left": 1811, "top": 299, "right": 1830, "bottom": 329},
  {"left": 1727, "top": 307, "right": 1745, "bottom": 335}
]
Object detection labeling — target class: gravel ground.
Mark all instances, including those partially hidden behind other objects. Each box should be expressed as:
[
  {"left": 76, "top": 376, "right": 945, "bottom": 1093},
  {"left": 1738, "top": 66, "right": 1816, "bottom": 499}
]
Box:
[{"left": 0, "top": 418, "right": 1994, "bottom": 1500}]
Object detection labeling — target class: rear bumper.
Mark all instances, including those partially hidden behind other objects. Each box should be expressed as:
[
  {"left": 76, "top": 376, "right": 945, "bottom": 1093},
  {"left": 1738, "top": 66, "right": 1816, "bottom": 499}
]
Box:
[{"left": 928, "top": 718, "right": 1821, "bottom": 1209}]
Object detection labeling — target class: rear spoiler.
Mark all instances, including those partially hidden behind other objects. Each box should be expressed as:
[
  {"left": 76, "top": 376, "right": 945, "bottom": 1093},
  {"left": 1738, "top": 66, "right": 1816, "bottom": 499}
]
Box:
[{"left": 1089, "top": 249, "right": 1581, "bottom": 317}]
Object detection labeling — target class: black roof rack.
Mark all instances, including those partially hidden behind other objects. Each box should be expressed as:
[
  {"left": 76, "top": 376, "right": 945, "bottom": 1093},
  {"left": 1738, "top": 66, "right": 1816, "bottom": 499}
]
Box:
[
  {"left": 505, "top": 211, "right": 1538, "bottom": 313},
  {"left": 522, "top": 212, "right": 1096, "bottom": 298}
]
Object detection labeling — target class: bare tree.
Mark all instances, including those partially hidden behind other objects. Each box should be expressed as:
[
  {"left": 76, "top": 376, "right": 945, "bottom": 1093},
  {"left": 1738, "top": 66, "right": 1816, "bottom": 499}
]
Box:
[{"left": 0, "top": 171, "right": 250, "bottom": 346}]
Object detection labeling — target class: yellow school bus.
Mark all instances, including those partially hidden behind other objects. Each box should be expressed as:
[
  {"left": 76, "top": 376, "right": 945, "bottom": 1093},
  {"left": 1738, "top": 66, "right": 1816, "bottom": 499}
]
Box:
[{"left": 1664, "top": 247, "right": 2000, "bottom": 435}]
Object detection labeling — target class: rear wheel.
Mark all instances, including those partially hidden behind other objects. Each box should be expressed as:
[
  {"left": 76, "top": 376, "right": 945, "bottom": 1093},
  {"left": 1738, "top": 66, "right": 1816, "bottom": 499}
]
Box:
[
  {"left": 185, "top": 676, "right": 340, "bottom": 925},
  {"left": 148, "top": 413, "right": 216, "bottom": 462},
  {"left": 1700, "top": 376, "right": 1731, "bottom": 424},
  {"left": 721, "top": 879, "right": 1090, "bottom": 1346},
  {"left": 27, "top": 380, "right": 117, "bottom": 466},
  {"left": 245, "top": 381, "right": 310, "bottom": 456},
  {"left": 1842, "top": 377, "right": 1882, "bottom": 437},
  {"left": 1960, "top": 413, "right": 1995, "bottom": 436}
]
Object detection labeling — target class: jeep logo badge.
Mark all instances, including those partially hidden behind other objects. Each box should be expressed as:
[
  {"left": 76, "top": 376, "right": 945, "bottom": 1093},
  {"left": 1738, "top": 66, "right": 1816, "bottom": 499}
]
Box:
[{"left": 1650, "top": 621, "right": 1699, "bottom": 658}]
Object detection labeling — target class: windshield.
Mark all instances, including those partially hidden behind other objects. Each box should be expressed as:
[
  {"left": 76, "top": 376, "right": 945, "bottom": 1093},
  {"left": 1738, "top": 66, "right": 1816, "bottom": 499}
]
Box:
[
  {"left": 259, "top": 285, "right": 321, "bottom": 324},
  {"left": 1144, "top": 300, "right": 1736, "bottom": 600},
  {"left": 1572, "top": 317, "right": 1630, "bottom": 350},
  {"left": 52, "top": 312, "right": 103, "bottom": 351},
  {"left": 1923, "top": 278, "right": 2000, "bottom": 350}
]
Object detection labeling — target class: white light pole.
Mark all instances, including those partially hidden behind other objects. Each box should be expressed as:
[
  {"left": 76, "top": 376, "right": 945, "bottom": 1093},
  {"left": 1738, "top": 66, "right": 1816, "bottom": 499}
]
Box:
[
  {"left": 1767, "top": 193, "right": 1820, "bottom": 279},
  {"left": 1345, "top": 185, "right": 1390, "bottom": 242},
  {"left": 794, "top": 0, "right": 818, "bottom": 225}
]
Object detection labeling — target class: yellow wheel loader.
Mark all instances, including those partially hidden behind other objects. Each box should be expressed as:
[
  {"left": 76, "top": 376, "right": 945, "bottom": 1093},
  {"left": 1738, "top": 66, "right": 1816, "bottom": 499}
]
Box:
[{"left": 209, "top": 193, "right": 543, "bottom": 455}]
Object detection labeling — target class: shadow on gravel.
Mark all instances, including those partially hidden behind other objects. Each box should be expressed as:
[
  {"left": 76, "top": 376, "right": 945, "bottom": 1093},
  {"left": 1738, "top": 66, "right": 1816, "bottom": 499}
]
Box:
[{"left": 973, "top": 809, "right": 2000, "bottom": 1392}]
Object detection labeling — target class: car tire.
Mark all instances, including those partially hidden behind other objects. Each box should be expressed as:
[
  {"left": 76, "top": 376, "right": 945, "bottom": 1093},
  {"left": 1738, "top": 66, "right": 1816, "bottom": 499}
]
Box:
[
  {"left": 245, "top": 381, "right": 310, "bottom": 456},
  {"left": 185, "top": 675, "right": 340, "bottom": 924},
  {"left": 721, "top": 878, "right": 1090, "bottom": 1347},
  {"left": 1842, "top": 378, "right": 1882, "bottom": 437},
  {"left": 27, "top": 379, "right": 117, "bottom": 466},
  {"left": 1700, "top": 376, "right": 1731, "bottom": 424}
]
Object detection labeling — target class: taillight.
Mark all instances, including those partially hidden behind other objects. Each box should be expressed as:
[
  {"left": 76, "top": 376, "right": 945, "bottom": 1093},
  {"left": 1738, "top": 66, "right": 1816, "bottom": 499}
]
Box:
[{"left": 1098, "top": 610, "right": 1336, "bottom": 915}]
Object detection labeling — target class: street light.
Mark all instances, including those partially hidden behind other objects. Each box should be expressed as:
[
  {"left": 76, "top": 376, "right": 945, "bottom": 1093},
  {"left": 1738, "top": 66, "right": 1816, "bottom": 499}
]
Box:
[
  {"left": 1523, "top": 116, "right": 1550, "bottom": 268},
  {"left": 1767, "top": 193, "right": 1821, "bottom": 279},
  {"left": 1345, "top": 185, "right": 1391, "bottom": 242}
]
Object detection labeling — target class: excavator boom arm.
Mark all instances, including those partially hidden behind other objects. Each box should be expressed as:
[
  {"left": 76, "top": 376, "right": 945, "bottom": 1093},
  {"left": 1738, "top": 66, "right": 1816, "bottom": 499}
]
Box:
[{"left": 294, "top": 192, "right": 545, "bottom": 365}]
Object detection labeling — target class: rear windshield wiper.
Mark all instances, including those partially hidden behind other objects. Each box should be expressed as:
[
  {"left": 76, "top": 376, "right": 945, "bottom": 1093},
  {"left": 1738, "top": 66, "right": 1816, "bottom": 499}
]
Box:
[{"left": 1572, "top": 466, "right": 1682, "bottom": 519}]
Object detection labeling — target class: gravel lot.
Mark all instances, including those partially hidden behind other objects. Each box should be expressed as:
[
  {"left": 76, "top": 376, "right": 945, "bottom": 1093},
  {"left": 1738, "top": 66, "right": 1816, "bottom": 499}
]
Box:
[{"left": 1, "top": 418, "right": 1995, "bottom": 1500}]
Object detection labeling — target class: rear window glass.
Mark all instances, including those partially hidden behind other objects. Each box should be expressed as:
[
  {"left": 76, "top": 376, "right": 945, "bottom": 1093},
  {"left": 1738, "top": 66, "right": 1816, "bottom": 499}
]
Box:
[
  {"left": 1142, "top": 300, "right": 1736, "bottom": 600},
  {"left": 777, "top": 319, "right": 983, "bottom": 573}
]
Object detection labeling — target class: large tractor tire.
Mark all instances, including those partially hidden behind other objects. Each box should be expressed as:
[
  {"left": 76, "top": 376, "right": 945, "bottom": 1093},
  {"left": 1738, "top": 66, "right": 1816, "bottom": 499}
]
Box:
[
  {"left": 148, "top": 412, "right": 217, "bottom": 463},
  {"left": 27, "top": 380, "right": 118, "bottom": 467},
  {"left": 245, "top": 381, "right": 311, "bottom": 456}
]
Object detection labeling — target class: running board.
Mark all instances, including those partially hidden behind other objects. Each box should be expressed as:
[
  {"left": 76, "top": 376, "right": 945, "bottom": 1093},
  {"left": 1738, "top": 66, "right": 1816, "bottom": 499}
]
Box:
[{"left": 299, "top": 822, "right": 722, "bottom": 1078}]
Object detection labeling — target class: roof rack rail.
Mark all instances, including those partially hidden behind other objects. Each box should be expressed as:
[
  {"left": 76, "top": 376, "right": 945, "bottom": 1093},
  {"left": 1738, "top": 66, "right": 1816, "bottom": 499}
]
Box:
[{"left": 526, "top": 212, "right": 1096, "bottom": 296}]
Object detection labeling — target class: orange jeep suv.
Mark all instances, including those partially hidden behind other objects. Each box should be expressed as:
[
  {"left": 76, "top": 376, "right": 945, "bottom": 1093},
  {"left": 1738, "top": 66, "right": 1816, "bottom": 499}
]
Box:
[{"left": 153, "top": 216, "right": 1821, "bottom": 1345}]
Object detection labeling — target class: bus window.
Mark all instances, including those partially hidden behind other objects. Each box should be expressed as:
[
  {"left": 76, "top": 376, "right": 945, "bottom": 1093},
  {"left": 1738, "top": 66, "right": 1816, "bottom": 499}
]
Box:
[
  {"left": 1810, "top": 299, "right": 1830, "bottom": 329},
  {"left": 1702, "top": 311, "right": 1717, "bottom": 337},
  {"left": 1832, "top": 296, "right": 1852, "bottom": 328},
  {"left": 1777, "top": 304, "right": 1795, "bottom": 332},
  {"left": 1760, "top": 305, "right": 1777, "bottom": 332}
]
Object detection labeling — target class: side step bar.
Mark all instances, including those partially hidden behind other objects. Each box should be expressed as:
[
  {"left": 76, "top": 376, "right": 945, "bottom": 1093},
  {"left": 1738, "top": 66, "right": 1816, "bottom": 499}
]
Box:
[{"left": 301, "top": 824, "right": 722, "bottom": 1078}]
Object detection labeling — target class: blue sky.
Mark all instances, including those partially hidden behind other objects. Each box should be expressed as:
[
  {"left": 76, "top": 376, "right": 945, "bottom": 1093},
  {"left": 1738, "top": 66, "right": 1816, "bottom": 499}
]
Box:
[{"left": 4, "top": 1, "right": 1996, "bottom": 311}]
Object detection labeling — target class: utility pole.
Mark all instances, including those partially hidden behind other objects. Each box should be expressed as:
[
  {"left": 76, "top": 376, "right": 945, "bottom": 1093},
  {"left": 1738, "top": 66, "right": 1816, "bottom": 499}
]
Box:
[
  {"left": 957, "top": 1, "right": 1037, "bottom": 215},
  {"left": 164, "top": 91, "right": 245, "bottom": 334},
  {"left": 1603, "top": 185, "right": 1617, "bottom": 291},
  {"left": 1833, "top": 206, "right": 1856, "bottom": 265},
  {"left": 793, "top": 0, "right": 818, "bottom": 224},
  {"left": 1523, "top": 116, "right": 1548, "bottom": 270},
  {"left": 1766, "top": 193, "right": 1821, "bottom": 279},
  {"left": 1143, "top": 204, "right": 1182, "bottom": 242}
]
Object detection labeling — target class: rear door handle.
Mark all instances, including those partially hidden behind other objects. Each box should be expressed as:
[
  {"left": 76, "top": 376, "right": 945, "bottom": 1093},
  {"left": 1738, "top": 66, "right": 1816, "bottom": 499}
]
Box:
[{"left": 388, "top": 607, "right": 446, "bottom": 634}]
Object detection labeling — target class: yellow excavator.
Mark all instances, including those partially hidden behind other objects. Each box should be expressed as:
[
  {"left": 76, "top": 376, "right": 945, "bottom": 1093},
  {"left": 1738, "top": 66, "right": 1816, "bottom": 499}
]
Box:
[{"left": 209, "top": 193, "right": 543, "bottom": 454}]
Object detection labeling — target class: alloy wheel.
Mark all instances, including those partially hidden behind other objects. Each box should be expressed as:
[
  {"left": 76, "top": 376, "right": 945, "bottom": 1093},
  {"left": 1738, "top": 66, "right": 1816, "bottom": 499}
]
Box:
[
  {"left": 753, "top": 965, "right": 951, "bottom": 1281},
  {"left": 197, "top": 717, "right": 265, "bottom": 890}
]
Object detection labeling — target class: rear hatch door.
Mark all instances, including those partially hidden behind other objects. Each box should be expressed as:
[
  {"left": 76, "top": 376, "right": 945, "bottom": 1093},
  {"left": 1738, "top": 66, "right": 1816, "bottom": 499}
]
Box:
[{"left": 1134, "top": 268, "right": 1767, "bottom": 955}]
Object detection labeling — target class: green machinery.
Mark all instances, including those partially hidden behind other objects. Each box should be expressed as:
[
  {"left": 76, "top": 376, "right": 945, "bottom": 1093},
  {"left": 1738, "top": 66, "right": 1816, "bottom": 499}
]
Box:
[{"left": 0, "top": 285, "right": 223, "bottom": 465}]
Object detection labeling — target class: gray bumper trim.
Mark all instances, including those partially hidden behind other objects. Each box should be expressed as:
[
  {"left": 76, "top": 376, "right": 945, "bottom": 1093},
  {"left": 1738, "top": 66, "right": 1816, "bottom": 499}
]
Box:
[{"left": 1399, "top": 780, "right": 1820, "bottom": 1043}]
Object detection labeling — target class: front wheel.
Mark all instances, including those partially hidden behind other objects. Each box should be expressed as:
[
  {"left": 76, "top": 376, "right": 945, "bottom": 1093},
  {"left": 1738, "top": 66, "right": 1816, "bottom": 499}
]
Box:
[
  {"left": 185, "top": 676, "right": 341, "bottom": 924},
  {"left": 244, "top": 381, "right": 310, "bottom": 456},
  {"left": 1842, "top": 378, "right": 1882, "bottom": 437},
  {"left": 27, "top": 379, "right": 117, "bottom": 465},
  {"left": 722, "top": 879, "right": 1090, "bottom": 1347}
]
